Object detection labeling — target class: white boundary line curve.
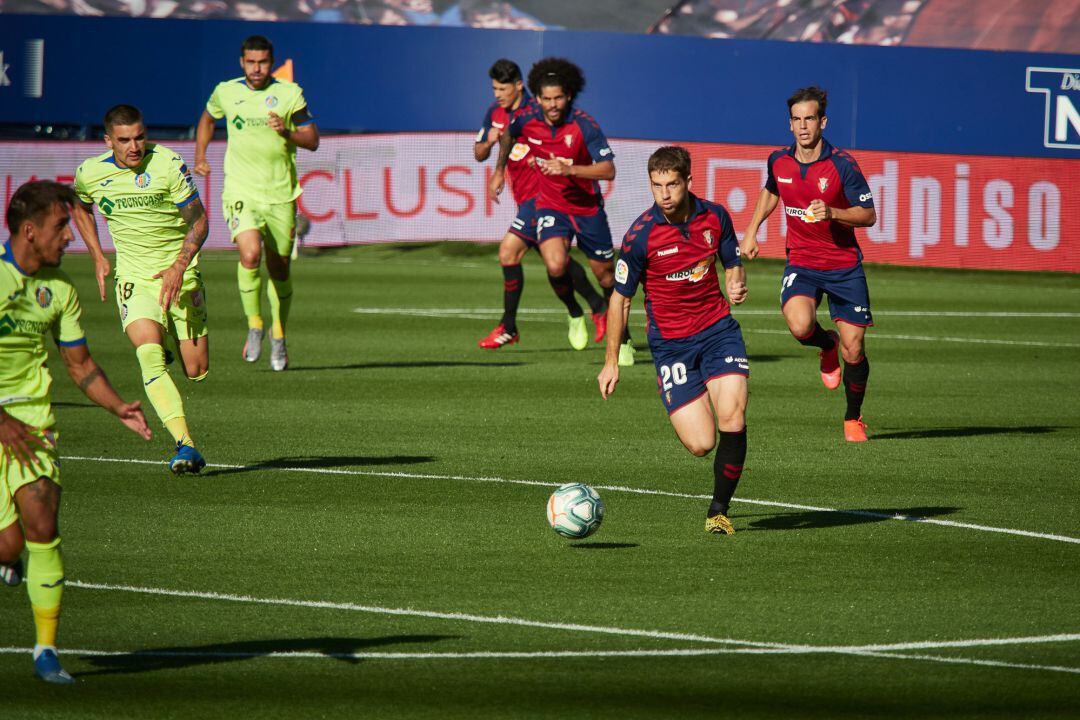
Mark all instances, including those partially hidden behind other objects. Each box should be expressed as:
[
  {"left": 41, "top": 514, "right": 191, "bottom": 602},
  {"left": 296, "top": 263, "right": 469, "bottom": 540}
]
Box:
[
  {"left": 350, "top": 308, "right": 1080, "bottom": 347},
  {"left": 20, "top": 581, "right": 1076, "bottom": 676},
  {"left": 59, "top": 455, "right": 1080, "bottom": 545}
]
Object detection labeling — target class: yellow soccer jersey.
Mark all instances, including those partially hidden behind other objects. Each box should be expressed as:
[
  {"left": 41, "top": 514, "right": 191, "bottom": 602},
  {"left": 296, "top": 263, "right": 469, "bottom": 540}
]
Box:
[
  {"left": 0, "top": 242, "right": 86, "bottom": 429},
  {"left": 206, "top": 77, "right": 311, "bottom": 203},
  {"left": 74, "top": 143, "right": 201, "bottom": 280}
]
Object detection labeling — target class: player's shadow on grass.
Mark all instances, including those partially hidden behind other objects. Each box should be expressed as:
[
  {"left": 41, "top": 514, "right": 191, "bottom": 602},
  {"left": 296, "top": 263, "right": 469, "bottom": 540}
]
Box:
[
  {"left": 202, "top": 455, "right": 436, "bottom": 478},
  {"left": 288, "top": 360, "right": 527, "bottom": 371},
  {"left": 746, "top": 505, "right": 961, "bottom": 532},
  {"left": 76, "top": 634, "right": 458, "bottom": 676},
  {"left": 870, "top": 425, "right": 1065, "bottom": 440},
  {"left": 570, "top": 542, "right": 638, "bottom": 550}
]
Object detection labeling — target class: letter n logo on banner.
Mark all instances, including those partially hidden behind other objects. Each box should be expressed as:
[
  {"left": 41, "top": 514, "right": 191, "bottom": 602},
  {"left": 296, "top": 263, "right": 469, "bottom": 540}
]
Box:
[{"left": 1026, "top": 67, "right": 1080, "bottom": 150}]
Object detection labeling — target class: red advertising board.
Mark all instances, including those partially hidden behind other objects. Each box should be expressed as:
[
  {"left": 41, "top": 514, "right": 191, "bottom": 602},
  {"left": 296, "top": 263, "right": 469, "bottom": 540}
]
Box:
[{"left": 1, "top": 135, "right": 1076, "bottom": 272}]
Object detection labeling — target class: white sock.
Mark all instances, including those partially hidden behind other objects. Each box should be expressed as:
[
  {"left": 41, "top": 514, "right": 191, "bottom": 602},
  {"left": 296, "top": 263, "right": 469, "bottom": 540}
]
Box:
[{"left": 33, "top": 644, "right": 55, "bottom": 660}]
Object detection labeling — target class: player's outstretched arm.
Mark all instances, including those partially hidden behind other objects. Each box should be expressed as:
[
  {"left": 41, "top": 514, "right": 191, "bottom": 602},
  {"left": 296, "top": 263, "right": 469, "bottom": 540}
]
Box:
[
  {"left": 741, "top": 189, "right": 779, "bottom": 260},
  {"left": 193, "top": 111, "right": 216, "bottom": 177},
  {"left": 154, "top": 197, "right": 209, "bottom": 310},
  {"left": 726, "top": 265, "right": 748, "bottom": 305},
  {"left": 71, "top": 202, "right": 110, "bottom": 302},
  {"left": 59, "top": 344, "right": 151, "bottom": 440},
  {"left": 598, "top": 291, "right": 631, "bottom": 400}
]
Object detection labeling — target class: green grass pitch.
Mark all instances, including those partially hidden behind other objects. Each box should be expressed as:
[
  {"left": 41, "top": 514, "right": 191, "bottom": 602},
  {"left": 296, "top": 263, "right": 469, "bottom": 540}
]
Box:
[{"left": 2, "top": 243, "right": 1078, "bottom": 718}]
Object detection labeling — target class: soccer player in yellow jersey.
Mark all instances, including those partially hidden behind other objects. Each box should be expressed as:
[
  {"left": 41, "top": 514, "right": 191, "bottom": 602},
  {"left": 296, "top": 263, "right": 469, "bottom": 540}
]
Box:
[
  {"left": 1, "top": 181, "right": 151, "bottom": 684},
  {"left": 194, "top": 35, "right": 320, "bottom": 371},
  {"left": 72, "top": 104, "right": 210, "bottom": 474}
]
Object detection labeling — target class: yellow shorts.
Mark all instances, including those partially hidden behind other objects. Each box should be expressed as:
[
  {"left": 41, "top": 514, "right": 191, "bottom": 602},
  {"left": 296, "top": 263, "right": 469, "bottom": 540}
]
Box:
[
  {"left": 0, "top": 427, "right": 59, "bottom": 532},
  {"left": 223, "top": 195, "right": 296, "bottom": 258},
  {"left": 115, "top": 271, "right": 208, "bottom": 340}
]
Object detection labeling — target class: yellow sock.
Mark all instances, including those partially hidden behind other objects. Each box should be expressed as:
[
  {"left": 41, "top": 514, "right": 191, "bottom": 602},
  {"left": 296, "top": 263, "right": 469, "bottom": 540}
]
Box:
[
  {"left": 248, "top": 315, "right": 264, "bottom": 331},
  {"left": 26, "top": 537, "right": 63, "bottom": 648},
  {"left": 32, "top": 605, "right": 60, "bottom": 648},
  {"left": 165, "top": 418, "right": 194, "bottom": 447},
  {"left": 135, "top": 344, "right": 190, "bottom": 444},
  {"left": 268, "top": 276, "right": 292, "bottom": 339}
]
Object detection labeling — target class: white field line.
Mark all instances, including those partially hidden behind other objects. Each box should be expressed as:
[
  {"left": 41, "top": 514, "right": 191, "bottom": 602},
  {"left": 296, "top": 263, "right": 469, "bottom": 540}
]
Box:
[
  {"left": 351, "top": 307, "right": 1080, "bottom": 348},
  {"left": 10, "top": 581, "right": 1073, "bottom": 675},
  {"left": 59, "top": 455, "right": 1080, "bottom": 546},
  {"left": 352, "top": 307, "right": 1080, "bottom": 319},
  {"left": 1, "top": 644, "right": 1078, "bottom": 675}
]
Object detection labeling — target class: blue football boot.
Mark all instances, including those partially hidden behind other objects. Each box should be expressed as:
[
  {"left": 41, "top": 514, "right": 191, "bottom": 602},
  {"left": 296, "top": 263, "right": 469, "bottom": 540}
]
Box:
[
  {"left": 34, "top": 648, "right": 75, "bottom": 684},
  {"left": 169, "top": 442, "right": 206, "bottom": 475}
]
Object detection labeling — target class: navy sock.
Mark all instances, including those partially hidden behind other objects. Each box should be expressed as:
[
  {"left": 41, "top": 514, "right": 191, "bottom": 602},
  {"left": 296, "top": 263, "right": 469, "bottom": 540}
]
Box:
[
  {"left": 709, "top": 429, "right": 747, "bottom": 517},
  {"left": 500, "top": 264, "right": 524, "bottom": 332},
  {"left": 796, "top": 322, "right": 834, "bottom": 351},
  {"left": 844, "top": 356, "right": 870, "bottom": 421}
]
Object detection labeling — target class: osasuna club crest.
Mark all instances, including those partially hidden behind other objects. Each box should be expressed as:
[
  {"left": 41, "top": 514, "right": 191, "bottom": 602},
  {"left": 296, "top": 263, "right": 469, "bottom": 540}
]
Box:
[
  {"left": 564, "top": 134, "right": 573, "bottom": 148},
  {"left": 818, "top": 177, "right": 829, "bottom": 192},
  {"left": 703, "top": 229, "right": 714, "bottom": 246}
]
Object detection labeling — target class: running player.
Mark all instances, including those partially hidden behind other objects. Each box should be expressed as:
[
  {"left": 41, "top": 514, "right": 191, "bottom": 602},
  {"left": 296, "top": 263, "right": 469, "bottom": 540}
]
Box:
[
  {"left": 477, "top": 58, "right": 607, "bottom": 350},
  {"left": 598, "top": 147, "right": 749, "bottom": 534},
  {"left": 740, "top": 86, "right": 876, "bottom": 442},
  {"left": 72, "top": 104, "right": 210, "bottom": 473},
  {"left": 194, "top": 34, "right": 320, "bottom": 371},
  {"left": 500, "top": 57, "right": 634, "bottom": 364},
  {"left": 1, "top": 181, "right": 151, "bottom": 683}
]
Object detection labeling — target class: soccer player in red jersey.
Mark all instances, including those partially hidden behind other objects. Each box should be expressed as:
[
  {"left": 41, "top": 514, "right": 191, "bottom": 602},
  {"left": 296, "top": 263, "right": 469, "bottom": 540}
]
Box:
[
  {"left": 741, "top": 86, "right": 877, "bottom": 442},
  {"left": 498, "top": 57, "right": 633, "bottom": 363},
  {"left": 598, "top": 147, "right": 749, "bottom": 534},
  {"left": 476, "top": 59, "right": 606, "bottom": 350}
]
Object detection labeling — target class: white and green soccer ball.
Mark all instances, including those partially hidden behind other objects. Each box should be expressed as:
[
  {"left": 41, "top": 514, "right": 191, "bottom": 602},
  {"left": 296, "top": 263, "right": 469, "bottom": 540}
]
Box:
[{"left": 547, "top": 483, "right": 604, "bottom": 539}]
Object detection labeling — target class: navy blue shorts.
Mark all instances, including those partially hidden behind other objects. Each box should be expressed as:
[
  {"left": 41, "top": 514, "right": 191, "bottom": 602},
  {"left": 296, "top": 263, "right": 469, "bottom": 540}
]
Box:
[
  {"left": 507, "top": 198, "right": 540, "bottom": 246},
  {"left": 536, "top": 207, "right": 614, "bottom": 261},
  {"left": 780, "top": 263, "right": 874, "bottom": 327},
  {"left": 649, "top": 315, "right": 749, "bottom": 415}
]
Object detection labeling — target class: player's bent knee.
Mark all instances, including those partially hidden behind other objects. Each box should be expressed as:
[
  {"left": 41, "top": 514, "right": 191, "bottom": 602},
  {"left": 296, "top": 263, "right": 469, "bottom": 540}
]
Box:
[{"left": 0, "top": 524, "right": 25, "bottom": 564}]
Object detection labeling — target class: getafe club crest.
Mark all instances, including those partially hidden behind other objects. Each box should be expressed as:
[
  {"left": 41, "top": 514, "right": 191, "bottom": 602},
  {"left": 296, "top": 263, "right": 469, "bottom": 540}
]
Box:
[
  {"left": 265, "top": 95, "right": 279, "bottom": 109},
  {"left": 134, "top": 172, "right": 151, "bottom": 188},
  {"left": 36, "top": 286, "right": 52, "bottom": 308},
  {"left": 818, "top": 177, "right": 829, "bottom": 193},
  {"left": 703, "top": 230, "right": 714, "bottom": 246}
]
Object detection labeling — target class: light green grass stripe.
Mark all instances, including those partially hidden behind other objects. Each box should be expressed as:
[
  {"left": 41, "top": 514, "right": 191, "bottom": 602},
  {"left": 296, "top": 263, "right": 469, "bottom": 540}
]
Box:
[{"left": 60, "top": 456, "right": 1080, "bottom": 545}]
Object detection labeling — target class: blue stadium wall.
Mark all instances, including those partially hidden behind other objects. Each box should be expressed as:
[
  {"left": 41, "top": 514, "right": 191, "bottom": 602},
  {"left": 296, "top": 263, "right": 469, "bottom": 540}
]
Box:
[{"left": 0, "top": 14, "right": 1078, "bottom": 159}]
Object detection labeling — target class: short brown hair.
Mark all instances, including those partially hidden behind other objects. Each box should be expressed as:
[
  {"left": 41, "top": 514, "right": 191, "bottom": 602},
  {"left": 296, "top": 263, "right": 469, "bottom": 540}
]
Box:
[
  {"left": 6, "top": 180, "right": 77, "bottom": 233},
  {"left": 647, "top": 146, "right": 692, "bottom": 180},
  {"left": 787, "top": 86, "right": 827, "bottom": 117},
  {"left": 103, "top": 104, "right": 143, "bottom": 134}
]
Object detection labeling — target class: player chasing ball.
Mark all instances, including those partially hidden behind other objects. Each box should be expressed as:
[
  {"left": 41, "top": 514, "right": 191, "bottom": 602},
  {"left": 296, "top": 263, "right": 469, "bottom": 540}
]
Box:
[
  {"left": 598, "top": 147, "right": 749, "bottom": 534},
  {"left": 498, "top": 57, "right": 634, "bottom": 363},
  {"left": 1, "top": 181, "right": 152, "bottom": 684},
  {"left": 476, "top": 58, "right": 609, "bottom": 351},
  {"left": 194, "top": 34, "right": 320, "bottom": 371},
  {"left": 73, "top": 104, "right": 210, "bottom": 474},
  {"left": 741, "top": 86, "right": 877, "bottom": 442}
]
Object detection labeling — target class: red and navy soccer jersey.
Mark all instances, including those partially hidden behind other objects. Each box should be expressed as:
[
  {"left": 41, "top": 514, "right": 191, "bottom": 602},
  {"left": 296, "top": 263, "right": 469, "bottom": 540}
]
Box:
[
  {"left": 615, "top": 194, "right": 741, "bottom": 342},
  {"left": 478, "top": 92, "right": 540, "bottom": 206},
  {"left": 508, "top": 103, "right": 614, "bottom": 216},
  {"left": 764, "top": 138, "right": 874, "bottom": 271}
]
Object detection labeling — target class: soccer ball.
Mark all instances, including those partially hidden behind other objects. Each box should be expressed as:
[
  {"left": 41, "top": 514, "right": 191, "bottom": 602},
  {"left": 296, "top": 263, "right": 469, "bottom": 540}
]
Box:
[{"left": 547, "top": 483, "right": 604, "bottom": 539}]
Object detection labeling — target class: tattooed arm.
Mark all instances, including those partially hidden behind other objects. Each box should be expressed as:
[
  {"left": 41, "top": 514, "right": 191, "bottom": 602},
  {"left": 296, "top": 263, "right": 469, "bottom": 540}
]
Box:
[
  {"left": 154, "top": 196, "right": 209, "bottom": 310},
  {"left": 59, "top": 343, "right": 151, "bottom": 440}
]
